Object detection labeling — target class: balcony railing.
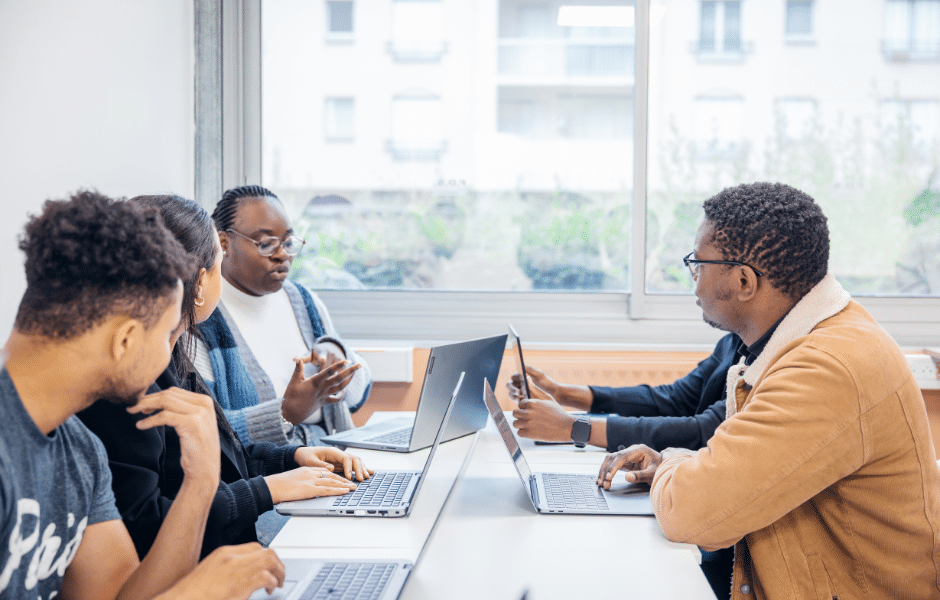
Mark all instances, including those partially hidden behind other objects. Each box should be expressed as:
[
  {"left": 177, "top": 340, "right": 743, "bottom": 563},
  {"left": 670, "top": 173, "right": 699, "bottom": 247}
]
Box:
[
  {"left": 498, "top": 38, "right": 635, "bottom": 80},
  {"left": 882, "top": 39, "right": 940, "bottom": 61}
]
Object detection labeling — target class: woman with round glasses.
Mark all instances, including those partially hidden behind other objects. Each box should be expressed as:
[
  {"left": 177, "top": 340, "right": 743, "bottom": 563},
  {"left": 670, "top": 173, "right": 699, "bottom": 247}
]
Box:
[{"left": 194, "top": 185, "right": 372, "bottom": 446}]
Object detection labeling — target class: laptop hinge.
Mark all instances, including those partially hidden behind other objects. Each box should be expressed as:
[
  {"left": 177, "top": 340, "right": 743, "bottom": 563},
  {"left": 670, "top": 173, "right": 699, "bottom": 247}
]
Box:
[{"left": 529, "top": 475, "right": 539, "bottom": 507}]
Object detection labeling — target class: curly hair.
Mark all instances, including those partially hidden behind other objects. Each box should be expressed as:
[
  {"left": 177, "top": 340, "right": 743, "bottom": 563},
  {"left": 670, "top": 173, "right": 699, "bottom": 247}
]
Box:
[
  {"left": 211, "top": 185, "right": 280, "bottom": 232},
  {"left": 703, "top": 182, "right": 829, "bottom": 301},
  {"left": 15, "top": 190, "right": 191, "bottom": 339}
]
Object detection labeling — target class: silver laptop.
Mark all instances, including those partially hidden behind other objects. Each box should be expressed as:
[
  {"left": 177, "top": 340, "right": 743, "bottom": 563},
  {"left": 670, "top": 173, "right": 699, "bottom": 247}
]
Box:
[
  {"left": 277, "top": 373, "right": 464, "bottom": 518},
  {"left": 483, "top": 379, "right": 654, "bottom": 516},
  {"left": 248, "top": 404, "right": 469, "bottom": 600},
  {"left": 323, "top": 334, "right": 506, "bottom": 452}
]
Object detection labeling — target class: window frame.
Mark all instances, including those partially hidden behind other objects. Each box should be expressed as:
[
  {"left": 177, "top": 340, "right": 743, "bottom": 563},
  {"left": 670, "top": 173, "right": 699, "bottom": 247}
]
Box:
[{"left": 197, "top": 0, "right": 940, "bottom": 349}]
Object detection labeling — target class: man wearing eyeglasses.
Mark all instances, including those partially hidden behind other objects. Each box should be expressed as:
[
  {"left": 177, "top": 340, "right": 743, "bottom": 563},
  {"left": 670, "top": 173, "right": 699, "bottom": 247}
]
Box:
[{"left": 597, "top": 182, "right": 940, "bottom": 599}]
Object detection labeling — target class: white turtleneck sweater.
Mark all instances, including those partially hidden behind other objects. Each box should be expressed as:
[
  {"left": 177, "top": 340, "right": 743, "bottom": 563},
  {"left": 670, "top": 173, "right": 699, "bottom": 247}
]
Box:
[{"left": 204, "top": 279, "right": 322, "bottom": 423}]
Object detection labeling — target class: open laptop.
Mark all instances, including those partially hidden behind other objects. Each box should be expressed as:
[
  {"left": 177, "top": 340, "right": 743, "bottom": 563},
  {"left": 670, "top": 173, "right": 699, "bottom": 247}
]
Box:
[
  {"left": 249, "top": 384, "right": 471, "bottom": 600},
  {"left": 277, "top": 373, "right": 464, "bottom": 518},
  {"left": 483, "top": 379, "right": 654, "bottom": 515},
  {"left": 323, "top": 334, "right": 506, "bottom": 452}
]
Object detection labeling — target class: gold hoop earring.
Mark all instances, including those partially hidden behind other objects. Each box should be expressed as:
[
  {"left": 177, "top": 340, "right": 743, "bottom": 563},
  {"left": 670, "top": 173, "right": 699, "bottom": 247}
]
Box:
[{"left": 194, "top": 285, "right": 205, "bottom": 307}]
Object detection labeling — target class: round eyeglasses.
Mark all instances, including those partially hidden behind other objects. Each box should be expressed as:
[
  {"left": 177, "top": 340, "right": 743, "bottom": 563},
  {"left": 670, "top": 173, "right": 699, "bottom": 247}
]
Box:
[
  {"left": 682, "top": 252, "right": 763, "bottom": 277},
  {"left": 226, "top": 229, "right": 306, "bottom": 257}
]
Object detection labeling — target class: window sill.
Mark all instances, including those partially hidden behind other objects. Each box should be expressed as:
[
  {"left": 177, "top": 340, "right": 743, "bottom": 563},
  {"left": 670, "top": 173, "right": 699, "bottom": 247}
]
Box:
[
  {"left": 325, "top": 34, "right": 355, "bottom": 45},
  {"left": 386, "top": 41, "right": 448, "bottom": 63},
  {"left": 784, "top": 36, "right": 816, "bottom": 46}
]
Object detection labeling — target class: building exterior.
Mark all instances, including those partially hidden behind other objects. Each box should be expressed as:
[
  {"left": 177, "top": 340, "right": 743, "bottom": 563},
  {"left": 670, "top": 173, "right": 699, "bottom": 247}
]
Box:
[{"left": 261, "top": 0, "right": 940, "bottom": 293}]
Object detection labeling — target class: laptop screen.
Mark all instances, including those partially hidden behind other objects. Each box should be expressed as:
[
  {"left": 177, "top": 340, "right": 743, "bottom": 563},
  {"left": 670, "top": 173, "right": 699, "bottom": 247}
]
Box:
[
  {"left": 482, "top": 379, "right": 534, "bottom": 486},
  {"left": 406, "top": 371, "right": 466, "bottom": 508},
  {"left": 507, "top": 325, "right": 531, "bottom": 399}
]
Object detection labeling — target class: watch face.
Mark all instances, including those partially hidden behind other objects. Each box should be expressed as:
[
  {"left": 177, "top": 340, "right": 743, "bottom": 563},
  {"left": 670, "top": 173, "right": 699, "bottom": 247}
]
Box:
[{"left": 572, "top": 418, "right": 591, "bottom": 444}]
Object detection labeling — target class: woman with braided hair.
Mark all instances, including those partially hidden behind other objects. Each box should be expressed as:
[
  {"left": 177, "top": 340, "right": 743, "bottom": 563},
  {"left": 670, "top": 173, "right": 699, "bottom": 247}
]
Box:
[{"left": 194, "top": 185, "right": 373, "bottom": 447}]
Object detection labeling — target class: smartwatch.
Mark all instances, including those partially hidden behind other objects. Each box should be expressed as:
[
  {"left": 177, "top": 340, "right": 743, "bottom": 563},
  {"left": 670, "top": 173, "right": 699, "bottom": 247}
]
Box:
[{"left": 571, "top": 417, "right": 591, "bottom": 448}]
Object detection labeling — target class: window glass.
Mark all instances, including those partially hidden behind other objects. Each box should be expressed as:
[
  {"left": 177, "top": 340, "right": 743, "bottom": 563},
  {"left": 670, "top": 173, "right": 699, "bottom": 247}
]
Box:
[
  {"left": 647, "top": 0, "right": 940, "bottom": 296},
  {"left": 325, "top": 97, "right": 355, "bottom": 141},
  {"left": 778, "top": 98, "right": 815, "bottom": 141},
  {"left": 785, "top": 0, "right": 812, "bottom": 37},
  {"left": 698, "top": 0, "right": 741, "bottom": 55},
  {"left": 884, "top": 0, "right": 940, "bottom": 59},
  {"left": 262, "top": 0, "right": 636, "bottom": 291},
  {"left": 327, "top": 1, "right": 354, "bottom": 34},
  {"left": 390, "top": 0, "right": 445, "bottom": 60}
]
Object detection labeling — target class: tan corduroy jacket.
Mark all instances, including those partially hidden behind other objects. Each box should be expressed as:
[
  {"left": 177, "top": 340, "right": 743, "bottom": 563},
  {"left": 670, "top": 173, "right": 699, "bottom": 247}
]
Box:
[{"left": 651, "top": 279, "right": 940, "bottom": 600}]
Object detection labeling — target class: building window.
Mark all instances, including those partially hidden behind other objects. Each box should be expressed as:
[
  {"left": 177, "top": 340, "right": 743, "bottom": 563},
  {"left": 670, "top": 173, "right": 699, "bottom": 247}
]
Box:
[
  {"left": 325, "top": 97, "right": 355, "bottom": 141},
  {"left": 883, "top": 0, "right": 940, "bottom": 60},
  {"left": 694, "top": 97, "right": 745, "bottom": 158},
  {"left": 881, "top": 99, "right": 940, "bottom": 158},
  {"left": 698, "top": 0, "right": 742, "bottom": 56},
  {"left": 389, "top": 0, "right": 446, "bottom": 62},
  {"left": 785, "top": 0, "right": 813, "bottom": 41},
  {"left": 387, "top": 95, "right": 445, "bottom": 159},
  {"left": 326, "top": 1, "right": 354, "bottom": 40},
  {"left": 777, "top": 98, "right": 816, "bottom": 140}
]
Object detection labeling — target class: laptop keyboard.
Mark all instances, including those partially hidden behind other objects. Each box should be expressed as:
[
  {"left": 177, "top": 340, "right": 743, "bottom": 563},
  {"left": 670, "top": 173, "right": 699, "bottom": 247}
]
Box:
[
  {"left": 542, "top": 473, "right": 610, "bottom": 511},
  {"left": 300, "top": 562, "right": 398, "bottom": 600},
  {"left": 333, "top": 471, "right": 414, "bottom": 507},
  {"left": 364, "top": 428, "right": 412, "bottom": 446}
]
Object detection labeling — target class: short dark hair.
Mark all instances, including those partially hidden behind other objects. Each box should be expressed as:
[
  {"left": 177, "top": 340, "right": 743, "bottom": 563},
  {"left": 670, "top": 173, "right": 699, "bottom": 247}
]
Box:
[
  {"left": 211, "top": 185, "right": 280, "bottom": 232},
  {"left": 703, "top": 182, "right": 829, "bottom": 301},
  {"left": 15, "top": 190, "right": 191, "bottom": 339}
]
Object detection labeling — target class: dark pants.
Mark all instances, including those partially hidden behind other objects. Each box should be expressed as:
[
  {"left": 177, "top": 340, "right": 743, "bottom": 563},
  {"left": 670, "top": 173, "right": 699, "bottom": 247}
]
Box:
[{"left": 700, "top": 546, "right": 734, "bottom": 599}]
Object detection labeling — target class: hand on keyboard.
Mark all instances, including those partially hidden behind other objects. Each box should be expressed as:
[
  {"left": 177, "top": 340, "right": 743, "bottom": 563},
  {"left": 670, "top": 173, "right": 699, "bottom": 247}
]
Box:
[
  {"left": 265, "top": 467, "right": 357, "bottom": 504},
  {"left": 295, "top": 446, "right": 375, "bottom": 482}
]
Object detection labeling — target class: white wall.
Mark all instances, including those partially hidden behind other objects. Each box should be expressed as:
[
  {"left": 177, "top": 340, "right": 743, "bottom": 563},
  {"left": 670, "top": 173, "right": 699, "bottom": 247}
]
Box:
[{"left": 0, "top": 0, "right": 195, "bottom": 339}]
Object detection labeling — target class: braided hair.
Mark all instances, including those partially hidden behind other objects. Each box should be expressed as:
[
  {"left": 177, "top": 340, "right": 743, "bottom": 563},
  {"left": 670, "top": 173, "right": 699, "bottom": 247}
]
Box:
[
  {"left": 211, "top": 185, "right": 280, "bottom": 232},
  {"left": 703, "top": 182, "right": 829, "bottom": 302}
]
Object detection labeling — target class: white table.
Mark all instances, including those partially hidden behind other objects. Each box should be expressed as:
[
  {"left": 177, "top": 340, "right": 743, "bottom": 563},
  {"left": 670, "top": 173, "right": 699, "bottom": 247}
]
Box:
[{"left": 271, "top": 413, "right": 717, "bottom": 599}]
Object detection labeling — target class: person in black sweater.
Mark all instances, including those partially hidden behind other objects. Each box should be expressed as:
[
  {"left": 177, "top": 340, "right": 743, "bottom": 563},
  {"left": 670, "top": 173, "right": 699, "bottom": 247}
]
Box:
[
  {"left": 509, "top": 327, "right": 778, "bottom": 453},
  {"left": 79, "top": 195, "right": 372, "bottom": 559}
]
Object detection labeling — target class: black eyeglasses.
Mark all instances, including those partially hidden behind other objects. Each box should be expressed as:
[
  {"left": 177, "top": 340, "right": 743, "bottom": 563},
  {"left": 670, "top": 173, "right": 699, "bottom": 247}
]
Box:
[
  {"left": 226, "top": 229, "right": 306, "bottom": 257},
  {"left": 682, "top": 252, "right": 763, "bottom": 277}
]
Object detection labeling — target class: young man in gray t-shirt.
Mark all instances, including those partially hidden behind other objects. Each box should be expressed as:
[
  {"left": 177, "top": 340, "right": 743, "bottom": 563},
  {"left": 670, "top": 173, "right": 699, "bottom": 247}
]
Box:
[{"left": 0, "top": 192, "right": 285, "bottom": 600}]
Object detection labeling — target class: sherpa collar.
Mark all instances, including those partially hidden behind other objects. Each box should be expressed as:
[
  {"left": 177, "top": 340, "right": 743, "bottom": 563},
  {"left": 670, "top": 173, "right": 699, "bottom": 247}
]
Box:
[{"left": 725, "top": 272, "right": 851, "bottom": 419}]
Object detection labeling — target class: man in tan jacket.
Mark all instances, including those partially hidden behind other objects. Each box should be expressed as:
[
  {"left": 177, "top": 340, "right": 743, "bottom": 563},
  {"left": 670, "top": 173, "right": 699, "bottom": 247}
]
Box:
[{"left": 598, "top": 182, "right": 940, "bottom": 599}]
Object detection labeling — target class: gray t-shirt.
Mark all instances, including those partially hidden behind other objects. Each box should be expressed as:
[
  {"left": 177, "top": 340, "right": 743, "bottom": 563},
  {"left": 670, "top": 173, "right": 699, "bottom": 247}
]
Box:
[{"left": 0, "top": 367, "right": 120, "bottom": 599}]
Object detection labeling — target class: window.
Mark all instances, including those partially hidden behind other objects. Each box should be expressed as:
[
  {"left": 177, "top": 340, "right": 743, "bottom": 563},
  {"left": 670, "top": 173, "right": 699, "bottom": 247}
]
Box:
[
  {"left": 326, "top": 1, "right": 354, "bottom": 39},
  {"left": 208, "top": 0, "right": 940, "bottom": 346},
  {"left": 694, "top": 97, "right": 744, "bottom": 158},
  {"left": 777, "top": 98, "right": 816, "bottom": 141},
  {"left": 325, "top": 97, "right": 355, "bottom": 141},
  {"left": 785, "top": 0, "right": 813, "bottom": 40},
  {"left": 698, "top": 0, "right": 742, "bottom": 56},
  {"left": 388, "top": 95, "right": 445, "bottom": 159},
  {"left": 881, "top": 99, "right": 940, "bottom": 159},
  {"left": 884, "top": 0, "right": 940, "bottom": 60},
  {"left": 389, "top": 0, "right": 446, "bottom": 61}
]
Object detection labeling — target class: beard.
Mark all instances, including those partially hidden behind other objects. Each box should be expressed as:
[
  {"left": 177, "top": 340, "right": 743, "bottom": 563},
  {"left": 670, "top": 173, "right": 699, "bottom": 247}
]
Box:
[
  {"left": 702, "top": 315, "right": 728, "bottom": 331},
  {"left": 93, "top": 377, "right": 147, "bottom": 407}
]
